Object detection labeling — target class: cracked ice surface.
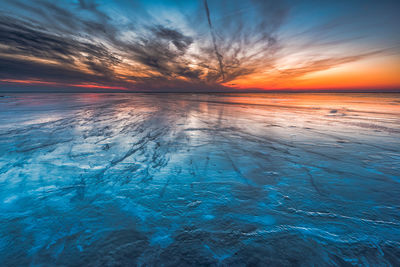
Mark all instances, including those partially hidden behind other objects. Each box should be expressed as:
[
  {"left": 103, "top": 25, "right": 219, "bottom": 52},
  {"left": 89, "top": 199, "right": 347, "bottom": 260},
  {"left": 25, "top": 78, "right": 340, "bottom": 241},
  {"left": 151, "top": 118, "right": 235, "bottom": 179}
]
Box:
[{"left": 0, "top": 93, "right": 400, "bottom": 265}]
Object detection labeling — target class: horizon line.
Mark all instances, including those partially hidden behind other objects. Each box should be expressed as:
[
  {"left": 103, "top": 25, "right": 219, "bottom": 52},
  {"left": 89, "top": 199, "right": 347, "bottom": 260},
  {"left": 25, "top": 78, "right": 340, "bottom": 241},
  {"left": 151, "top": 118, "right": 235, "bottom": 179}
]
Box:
[{"left": 1, "top": 89, "right": 400, "bottom": 94}]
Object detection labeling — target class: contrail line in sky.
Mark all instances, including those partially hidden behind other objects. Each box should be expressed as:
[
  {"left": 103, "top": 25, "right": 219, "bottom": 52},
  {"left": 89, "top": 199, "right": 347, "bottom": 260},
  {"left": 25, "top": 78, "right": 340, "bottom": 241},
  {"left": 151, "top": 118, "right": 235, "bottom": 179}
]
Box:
[{"left": 203, "top": 0, "right": 225, "bottom": 81}]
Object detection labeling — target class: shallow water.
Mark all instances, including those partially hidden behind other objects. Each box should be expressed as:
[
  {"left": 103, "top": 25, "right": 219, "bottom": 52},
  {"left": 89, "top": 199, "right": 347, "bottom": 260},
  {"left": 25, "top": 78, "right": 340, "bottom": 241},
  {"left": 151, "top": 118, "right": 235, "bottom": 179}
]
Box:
[{"left": 0, "top": 93, "right": 399, "bottom": 266}]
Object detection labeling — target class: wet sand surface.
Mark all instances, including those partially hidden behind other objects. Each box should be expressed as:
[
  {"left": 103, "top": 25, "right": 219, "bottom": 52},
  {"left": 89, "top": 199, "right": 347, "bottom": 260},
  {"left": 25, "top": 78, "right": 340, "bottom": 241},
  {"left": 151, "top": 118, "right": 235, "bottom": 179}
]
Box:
[{"left": 0, "top": 93, "right": 399, "bottom": 265}]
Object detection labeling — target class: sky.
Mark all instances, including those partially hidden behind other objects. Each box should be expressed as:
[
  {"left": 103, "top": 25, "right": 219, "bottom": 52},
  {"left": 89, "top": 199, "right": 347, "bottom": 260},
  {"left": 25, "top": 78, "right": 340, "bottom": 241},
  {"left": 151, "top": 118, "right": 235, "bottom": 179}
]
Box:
[{"left": 0, "top": 0, "right": 399, "bottom": 92}]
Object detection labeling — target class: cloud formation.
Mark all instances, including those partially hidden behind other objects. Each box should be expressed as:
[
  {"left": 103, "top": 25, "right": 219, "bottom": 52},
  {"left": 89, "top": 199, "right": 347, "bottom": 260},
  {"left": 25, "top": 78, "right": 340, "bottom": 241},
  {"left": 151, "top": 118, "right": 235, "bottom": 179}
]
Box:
[{"left": 0, "top": 0, "right": 399, "bottom": 91}]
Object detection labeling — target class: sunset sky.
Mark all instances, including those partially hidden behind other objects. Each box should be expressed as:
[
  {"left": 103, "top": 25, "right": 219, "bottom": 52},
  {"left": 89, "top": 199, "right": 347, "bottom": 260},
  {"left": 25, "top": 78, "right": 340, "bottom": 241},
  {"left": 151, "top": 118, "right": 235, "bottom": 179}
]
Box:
[{"left": 0, "top": 0, "right": 399, "bottom": 92}]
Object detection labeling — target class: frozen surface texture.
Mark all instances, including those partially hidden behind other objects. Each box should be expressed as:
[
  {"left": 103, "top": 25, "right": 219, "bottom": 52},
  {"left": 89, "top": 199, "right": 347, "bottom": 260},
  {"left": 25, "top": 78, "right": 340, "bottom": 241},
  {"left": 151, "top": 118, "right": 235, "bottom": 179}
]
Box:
[{"left": 0, "top": 93, "right": 399, "bottom": 265}]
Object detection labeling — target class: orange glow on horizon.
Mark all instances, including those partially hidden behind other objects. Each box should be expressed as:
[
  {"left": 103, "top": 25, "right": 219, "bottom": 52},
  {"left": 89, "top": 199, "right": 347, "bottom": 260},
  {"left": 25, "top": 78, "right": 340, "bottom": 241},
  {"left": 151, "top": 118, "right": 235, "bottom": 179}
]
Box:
[
  {"left": 0, "top": 79, "right": 128, "bottom": 91},
  {"left": 1, "top": 54, "right": 399, "bottom": 92},
  {"left": 225, "top": 55, "right": 400, "bottom": 91}
]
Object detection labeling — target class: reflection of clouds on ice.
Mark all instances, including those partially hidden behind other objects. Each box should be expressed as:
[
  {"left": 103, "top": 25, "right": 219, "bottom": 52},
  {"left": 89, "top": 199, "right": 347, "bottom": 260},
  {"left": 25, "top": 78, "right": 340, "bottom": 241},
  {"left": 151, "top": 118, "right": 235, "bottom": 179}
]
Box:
[{"left": 0, "top": 93, "right": 399, "bottom": 265}]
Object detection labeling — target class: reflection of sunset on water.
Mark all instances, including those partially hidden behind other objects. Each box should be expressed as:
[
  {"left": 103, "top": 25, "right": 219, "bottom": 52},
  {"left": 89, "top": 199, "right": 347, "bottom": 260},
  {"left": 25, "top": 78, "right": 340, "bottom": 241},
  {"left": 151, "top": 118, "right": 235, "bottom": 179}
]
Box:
[{"left": 1, "top": 93, "right": 399, "bottom": 265}]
